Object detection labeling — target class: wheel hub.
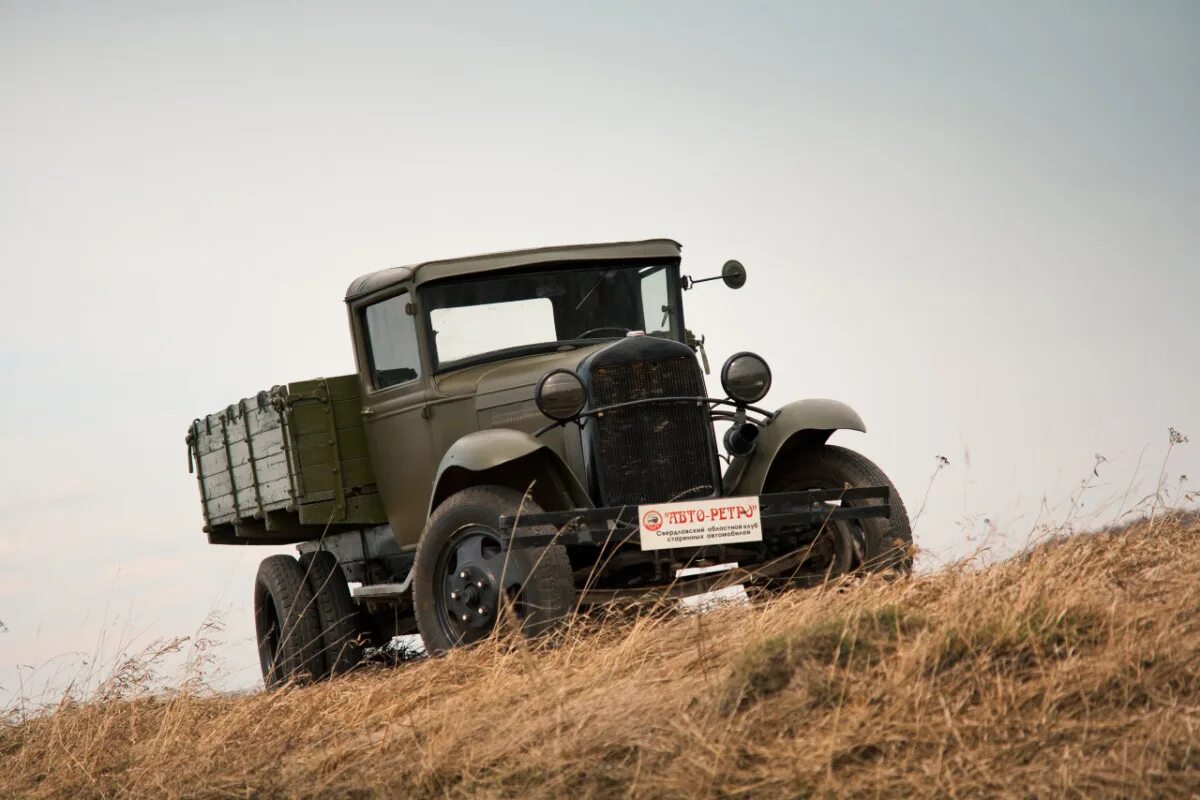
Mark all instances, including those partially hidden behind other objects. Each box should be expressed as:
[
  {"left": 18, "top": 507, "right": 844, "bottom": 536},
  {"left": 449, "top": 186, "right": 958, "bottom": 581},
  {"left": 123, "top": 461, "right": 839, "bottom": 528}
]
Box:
[{"left": 445, "top": 564, "right": 497, "bottom": 628}]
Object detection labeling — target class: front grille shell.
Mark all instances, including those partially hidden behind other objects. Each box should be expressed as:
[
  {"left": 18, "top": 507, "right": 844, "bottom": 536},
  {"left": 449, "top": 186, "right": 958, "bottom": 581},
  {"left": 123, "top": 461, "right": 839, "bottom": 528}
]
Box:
[{"left": 582, "top": 340, "right": 719, "bottom": 507}]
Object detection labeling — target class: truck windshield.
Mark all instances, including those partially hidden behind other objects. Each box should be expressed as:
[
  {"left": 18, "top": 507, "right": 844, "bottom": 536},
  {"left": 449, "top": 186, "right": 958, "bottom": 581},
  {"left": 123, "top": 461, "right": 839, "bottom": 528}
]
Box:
[{"left": 421, "top": 262, "right": 682, "bottom": 371}]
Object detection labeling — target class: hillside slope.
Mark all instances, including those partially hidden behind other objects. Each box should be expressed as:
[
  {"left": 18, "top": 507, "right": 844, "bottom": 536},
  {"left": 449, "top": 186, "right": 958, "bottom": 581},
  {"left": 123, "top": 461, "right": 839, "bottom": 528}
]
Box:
[{"left": 3, "top": 512, "right": 1198, "bottom": 799}]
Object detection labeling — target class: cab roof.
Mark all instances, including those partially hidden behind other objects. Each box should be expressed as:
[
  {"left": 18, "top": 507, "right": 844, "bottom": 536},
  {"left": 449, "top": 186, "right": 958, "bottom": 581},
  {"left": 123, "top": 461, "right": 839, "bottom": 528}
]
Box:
[{"left": 344, "top": 238, "right": 682, "bottom": 303}]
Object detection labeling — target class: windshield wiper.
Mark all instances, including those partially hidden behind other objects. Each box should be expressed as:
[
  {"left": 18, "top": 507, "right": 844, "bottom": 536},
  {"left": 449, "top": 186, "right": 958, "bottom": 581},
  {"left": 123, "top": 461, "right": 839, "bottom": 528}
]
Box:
[{"left": 574, "top": 272, "right": 608, "bottom": 310}]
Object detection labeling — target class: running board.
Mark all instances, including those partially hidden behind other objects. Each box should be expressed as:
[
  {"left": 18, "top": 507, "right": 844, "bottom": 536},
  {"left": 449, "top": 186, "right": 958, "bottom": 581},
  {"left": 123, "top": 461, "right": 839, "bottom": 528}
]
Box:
[
  {"left": 352, "top": 582, "right": 410, "bottom": 601},
  {"left": 351, "top": 563, "right": 415, "bottom": 604}
]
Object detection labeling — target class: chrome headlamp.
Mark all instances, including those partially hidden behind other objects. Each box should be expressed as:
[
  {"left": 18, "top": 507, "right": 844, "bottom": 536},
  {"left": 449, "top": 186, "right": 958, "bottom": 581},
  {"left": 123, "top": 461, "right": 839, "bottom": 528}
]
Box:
[
  {"left": 721, "top": 352, "right": 771, "bottom": 404},
  {"left": 535, "top": 369, "right": 586, "bottom": 421}
]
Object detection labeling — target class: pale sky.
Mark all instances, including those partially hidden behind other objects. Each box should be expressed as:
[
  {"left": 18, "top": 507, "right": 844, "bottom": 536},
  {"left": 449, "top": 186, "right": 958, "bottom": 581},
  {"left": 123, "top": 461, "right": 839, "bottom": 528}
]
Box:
[{"left": 2, "top": 2, "right": 1197, "bottom": 693}]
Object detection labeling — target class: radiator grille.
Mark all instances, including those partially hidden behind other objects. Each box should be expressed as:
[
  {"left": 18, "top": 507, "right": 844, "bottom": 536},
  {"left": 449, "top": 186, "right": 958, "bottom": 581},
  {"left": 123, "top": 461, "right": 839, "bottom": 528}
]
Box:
[{"left": 588, "top": 354, "right": 716, "bottom": 507}]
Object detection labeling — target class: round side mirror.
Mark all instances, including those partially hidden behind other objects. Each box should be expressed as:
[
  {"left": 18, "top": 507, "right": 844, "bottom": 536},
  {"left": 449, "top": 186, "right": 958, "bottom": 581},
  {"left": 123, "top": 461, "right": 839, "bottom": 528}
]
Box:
[{"left": 721, "top": 260, "right": 747, "bottom": 289}]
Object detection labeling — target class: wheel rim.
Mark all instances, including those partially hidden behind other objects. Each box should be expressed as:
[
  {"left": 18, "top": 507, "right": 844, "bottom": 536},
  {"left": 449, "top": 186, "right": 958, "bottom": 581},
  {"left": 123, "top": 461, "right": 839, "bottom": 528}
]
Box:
[
  {"left": 792, "top": 520, "right": 855, "bottom": 584},
  {"left": 433, "top": 525, "right": 516, "bottom": 645}
]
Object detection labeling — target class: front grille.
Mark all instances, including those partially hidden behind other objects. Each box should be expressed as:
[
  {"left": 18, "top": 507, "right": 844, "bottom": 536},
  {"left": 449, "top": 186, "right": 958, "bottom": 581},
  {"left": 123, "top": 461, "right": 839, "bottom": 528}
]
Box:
[{"left": 588, "top": 354, "right": 717, "bottom": 507}]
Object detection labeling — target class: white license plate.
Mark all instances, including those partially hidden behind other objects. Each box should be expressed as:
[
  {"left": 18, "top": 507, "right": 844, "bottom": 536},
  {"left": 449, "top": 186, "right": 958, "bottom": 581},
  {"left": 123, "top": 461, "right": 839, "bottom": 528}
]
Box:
[{"left": 637, "top": 496, "right": 763, "bottom": 551}]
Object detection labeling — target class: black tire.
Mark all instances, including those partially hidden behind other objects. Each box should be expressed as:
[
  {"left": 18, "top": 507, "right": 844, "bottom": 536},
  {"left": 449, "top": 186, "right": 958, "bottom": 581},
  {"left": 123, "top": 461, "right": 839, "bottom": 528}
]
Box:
[
  {"left": 413, "top": 486, "right": 575, "bottom": 655},
  {"left": 298, "top": 550, "right": 364, "bottom": 677},
  {"left": 253, "top": 554, "right": 324, "bottom": 689},
  {"left": 767, "top": 444, "right": 913, "bottom": 573}
]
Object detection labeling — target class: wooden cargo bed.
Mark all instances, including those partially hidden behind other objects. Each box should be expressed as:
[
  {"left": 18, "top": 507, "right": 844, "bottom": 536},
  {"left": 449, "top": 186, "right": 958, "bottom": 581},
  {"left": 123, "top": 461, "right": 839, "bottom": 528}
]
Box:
[{"left": 187, "top": 375, "right": 387, "bottom": 545}]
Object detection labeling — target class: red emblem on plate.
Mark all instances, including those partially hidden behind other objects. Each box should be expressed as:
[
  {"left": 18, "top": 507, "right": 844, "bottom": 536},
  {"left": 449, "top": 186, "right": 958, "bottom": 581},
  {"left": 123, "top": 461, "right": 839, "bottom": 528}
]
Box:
[{"left": 642, "top": 509, "right": 663, "bottom": 532}]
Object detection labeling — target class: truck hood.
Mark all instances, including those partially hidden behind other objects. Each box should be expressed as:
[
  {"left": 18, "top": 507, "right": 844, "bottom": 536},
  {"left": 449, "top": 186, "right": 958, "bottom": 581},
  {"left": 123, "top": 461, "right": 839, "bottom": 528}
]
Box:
[{"left": 434, "top": 343, "right": 610, "bottom": 411}]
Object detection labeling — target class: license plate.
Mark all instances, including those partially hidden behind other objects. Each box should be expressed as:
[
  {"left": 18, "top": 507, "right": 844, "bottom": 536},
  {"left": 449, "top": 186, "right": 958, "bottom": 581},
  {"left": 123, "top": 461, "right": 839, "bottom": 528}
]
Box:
[{"left": 637, "top": 496, "right": 763, "bottom": 551}]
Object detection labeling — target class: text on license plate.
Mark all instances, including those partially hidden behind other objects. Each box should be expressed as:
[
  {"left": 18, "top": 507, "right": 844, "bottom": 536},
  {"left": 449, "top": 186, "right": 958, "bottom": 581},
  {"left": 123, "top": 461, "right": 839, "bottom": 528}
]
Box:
[{"left": 637, "top": 496, "right": 763, "bottom": 551}]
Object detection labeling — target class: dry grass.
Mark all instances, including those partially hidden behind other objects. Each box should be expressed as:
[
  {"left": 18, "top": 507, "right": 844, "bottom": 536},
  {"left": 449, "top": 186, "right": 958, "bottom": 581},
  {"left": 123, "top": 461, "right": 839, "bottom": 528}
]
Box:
[{"left": 3, "top": 511, "right": 1199, "bottom": 799}]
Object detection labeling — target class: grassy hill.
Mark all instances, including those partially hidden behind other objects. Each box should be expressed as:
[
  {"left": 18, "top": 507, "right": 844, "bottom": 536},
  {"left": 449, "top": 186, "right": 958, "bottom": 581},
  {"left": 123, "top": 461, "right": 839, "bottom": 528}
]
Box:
[{"left": 3, "top": 511, "right": 1198, "bottom": 799}]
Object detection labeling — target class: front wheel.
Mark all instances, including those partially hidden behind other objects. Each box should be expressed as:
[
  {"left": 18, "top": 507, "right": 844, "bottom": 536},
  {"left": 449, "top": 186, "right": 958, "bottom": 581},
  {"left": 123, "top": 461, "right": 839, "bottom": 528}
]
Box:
[
  {"left": 412, "top": 486, "right": 575, "bottom": 655},
  {"left": 767, "top": 444, "right": 913, "bottom": 574}
]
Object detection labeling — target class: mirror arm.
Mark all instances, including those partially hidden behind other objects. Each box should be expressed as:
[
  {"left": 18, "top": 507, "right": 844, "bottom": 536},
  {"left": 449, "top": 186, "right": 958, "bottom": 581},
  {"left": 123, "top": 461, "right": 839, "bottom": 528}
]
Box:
[{"left": 681, "top": 274, "right": 724, "bottom": 290}]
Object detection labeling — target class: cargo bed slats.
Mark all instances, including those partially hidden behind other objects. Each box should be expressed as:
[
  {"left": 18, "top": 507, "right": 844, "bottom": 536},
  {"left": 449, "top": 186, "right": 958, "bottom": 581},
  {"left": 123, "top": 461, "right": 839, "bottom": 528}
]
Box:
[{"left": 187, "top": 375, "right": 388, "bottom": 545}]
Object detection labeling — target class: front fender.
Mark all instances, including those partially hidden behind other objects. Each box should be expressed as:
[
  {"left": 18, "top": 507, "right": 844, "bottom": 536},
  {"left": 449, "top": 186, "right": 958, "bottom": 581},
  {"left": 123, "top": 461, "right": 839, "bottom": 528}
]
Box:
[
  {"left": 427, "top": 428, "right": 590, "bottom": 516},
  {"left": 722, "top": 399, "right": 866, "bottom": 496}
]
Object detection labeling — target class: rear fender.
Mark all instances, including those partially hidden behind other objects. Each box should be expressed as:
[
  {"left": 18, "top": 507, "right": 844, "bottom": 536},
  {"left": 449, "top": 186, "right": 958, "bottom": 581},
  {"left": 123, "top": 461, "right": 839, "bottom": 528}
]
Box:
[
  {"left": 427, "top": 429, "right": 591, "bottom": 518},
  {"left": 722, "top": 399, "right": 866, "bottom": 496}
]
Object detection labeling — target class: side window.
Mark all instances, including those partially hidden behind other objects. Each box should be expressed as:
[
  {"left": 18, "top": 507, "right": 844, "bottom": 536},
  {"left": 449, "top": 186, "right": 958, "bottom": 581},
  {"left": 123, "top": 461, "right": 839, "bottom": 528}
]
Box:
[
  {"left": 639, "top": 266, "right": 673, "bottom": 337},
  {"left": 363, "top": 293, "right": 421, "bottom": 389}
]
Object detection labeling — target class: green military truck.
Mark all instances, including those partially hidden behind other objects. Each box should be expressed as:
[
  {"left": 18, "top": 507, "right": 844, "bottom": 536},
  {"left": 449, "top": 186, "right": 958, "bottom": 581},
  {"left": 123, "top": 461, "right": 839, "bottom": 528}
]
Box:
[{"left": 186, "top": 239, "right": 912, "bottom": 687}]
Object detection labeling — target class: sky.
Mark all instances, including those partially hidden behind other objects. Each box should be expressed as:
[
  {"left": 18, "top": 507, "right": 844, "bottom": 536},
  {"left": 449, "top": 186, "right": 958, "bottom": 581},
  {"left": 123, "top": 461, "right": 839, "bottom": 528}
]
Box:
[{"left": 2, "top": 1, "right": 1197, "bottom": 694}]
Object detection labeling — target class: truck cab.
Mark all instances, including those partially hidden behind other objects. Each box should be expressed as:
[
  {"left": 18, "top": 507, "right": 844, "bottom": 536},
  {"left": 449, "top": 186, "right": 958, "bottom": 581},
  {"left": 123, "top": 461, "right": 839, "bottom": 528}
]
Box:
[{"left": 346, "top": 239, "right": 688, "bottom": 550}]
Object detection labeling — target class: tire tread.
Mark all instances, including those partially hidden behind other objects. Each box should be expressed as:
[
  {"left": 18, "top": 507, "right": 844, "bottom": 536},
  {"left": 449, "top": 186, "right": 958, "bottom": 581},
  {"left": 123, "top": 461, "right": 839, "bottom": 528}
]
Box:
[
  {"left": 254, "top": 554, "right": 323, "bottom": 688},
  {"left": 299, "top": 550, "right": 364, "bottom": 677}
]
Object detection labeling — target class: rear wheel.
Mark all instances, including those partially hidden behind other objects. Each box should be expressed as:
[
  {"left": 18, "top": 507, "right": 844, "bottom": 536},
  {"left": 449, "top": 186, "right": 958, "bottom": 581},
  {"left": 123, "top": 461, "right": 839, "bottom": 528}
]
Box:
[
  {"left": 767, "top": 444, "right": 913, "bottom": 576},
  {"left": 298, "top": 550, "right": 364, "bottom": 677},
  {"left": 253, "top": 555, "right": 323, "bottom": 689},
  {"left": 413, "top": 486, "right": 575, "bottom": 655}
]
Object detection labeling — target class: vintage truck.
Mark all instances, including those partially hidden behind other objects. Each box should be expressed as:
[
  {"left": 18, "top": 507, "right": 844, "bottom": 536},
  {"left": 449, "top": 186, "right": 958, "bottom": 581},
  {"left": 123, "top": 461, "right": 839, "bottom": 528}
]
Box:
[{"left": 186, "top": 239, "right": 912, "bottom": 687}]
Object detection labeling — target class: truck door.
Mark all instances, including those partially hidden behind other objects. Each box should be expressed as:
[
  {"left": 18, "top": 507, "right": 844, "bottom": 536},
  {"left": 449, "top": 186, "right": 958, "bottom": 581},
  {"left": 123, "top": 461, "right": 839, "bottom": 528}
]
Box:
[{"left": 357, "top": 289, "right": 436, "bottom": 548}]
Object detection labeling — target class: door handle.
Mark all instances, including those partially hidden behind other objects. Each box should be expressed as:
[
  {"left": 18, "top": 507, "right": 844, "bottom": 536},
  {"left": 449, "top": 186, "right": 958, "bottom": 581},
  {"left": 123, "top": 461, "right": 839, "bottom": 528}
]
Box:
[{"left": 361, "top": 408, "right": 375, "bottom": 417}]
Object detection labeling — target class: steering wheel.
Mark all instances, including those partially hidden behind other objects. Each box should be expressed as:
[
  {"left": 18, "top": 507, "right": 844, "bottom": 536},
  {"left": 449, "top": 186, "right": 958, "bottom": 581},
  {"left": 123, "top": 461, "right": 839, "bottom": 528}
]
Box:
[{"left": 575, "top": 326, "right": 631, "bottom": 339}]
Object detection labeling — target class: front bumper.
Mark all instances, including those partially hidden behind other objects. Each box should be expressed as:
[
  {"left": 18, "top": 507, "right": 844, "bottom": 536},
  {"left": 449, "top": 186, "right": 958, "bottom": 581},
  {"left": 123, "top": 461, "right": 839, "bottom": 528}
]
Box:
[{"left": 500, "top": 486, "right": 892, "bottom": 549}]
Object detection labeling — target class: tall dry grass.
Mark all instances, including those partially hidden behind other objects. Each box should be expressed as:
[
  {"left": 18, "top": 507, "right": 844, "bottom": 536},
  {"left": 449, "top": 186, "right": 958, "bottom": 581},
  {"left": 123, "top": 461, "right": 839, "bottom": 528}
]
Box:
[{"left": 2, "top": 511, "right": 1198, "bottom": 799}]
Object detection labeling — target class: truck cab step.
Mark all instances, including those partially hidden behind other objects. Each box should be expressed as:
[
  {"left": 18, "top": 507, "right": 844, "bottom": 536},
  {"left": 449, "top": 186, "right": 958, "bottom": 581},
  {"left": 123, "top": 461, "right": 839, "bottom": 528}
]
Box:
[{"left": 351, "top": 582, "right": 410, "bottom": 601}]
